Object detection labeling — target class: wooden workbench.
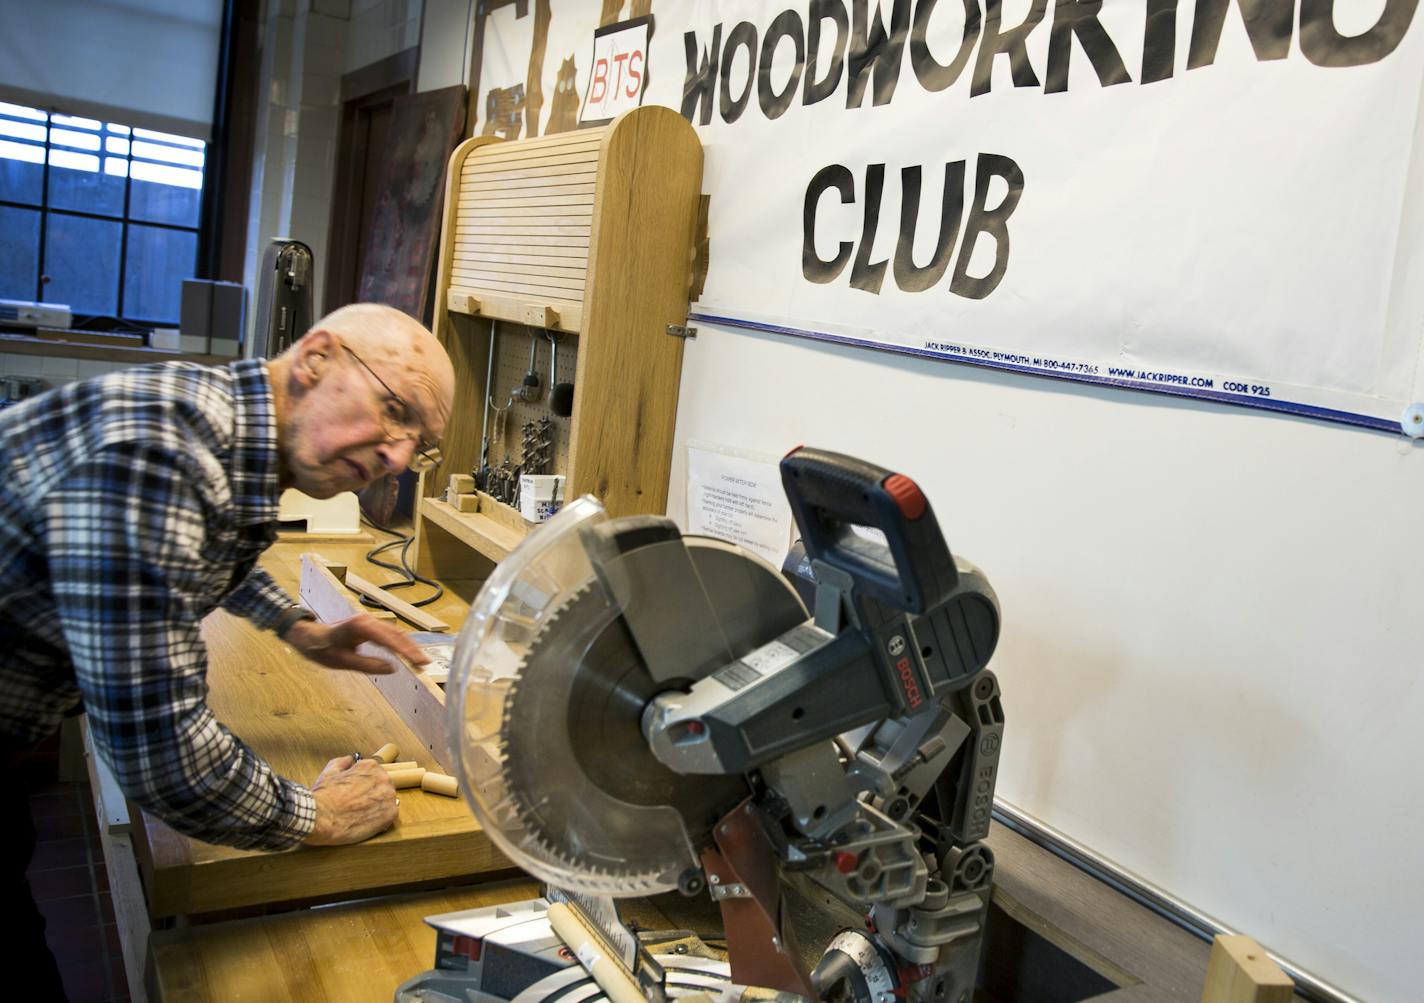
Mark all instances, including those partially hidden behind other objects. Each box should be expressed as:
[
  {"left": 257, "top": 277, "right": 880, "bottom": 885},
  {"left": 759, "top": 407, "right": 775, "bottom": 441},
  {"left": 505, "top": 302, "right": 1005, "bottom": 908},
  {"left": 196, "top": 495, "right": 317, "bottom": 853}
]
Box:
[
  {"left": 133, "top": 539, "right": 507, "bottom": 919},
  {"left": 147, "top": 819, "right": 1282, "bottom": 1003},
  {"left": 150, "top": 879, "right": 539, "bottom": 1002}
]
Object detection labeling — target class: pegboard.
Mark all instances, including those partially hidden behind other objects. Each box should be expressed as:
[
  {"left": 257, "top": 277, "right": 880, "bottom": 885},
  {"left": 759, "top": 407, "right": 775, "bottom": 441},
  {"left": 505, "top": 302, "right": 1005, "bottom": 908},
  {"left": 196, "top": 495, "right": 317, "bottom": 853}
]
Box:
[{"left": 482, "top": 320, "right": 576, "bottom": 477}]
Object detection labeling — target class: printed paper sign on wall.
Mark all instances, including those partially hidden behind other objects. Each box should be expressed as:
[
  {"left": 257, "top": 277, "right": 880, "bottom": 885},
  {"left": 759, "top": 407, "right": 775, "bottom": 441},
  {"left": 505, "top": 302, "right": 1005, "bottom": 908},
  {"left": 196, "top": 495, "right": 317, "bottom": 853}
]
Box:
[{"left": 478, "top": 1, "right": 1424, "bottom": 437}]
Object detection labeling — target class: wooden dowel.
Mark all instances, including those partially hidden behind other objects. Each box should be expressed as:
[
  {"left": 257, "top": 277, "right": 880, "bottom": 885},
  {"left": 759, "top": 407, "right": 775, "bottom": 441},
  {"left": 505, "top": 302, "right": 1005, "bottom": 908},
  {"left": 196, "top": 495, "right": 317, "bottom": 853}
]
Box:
[
  {"left": 387, "top": 768, "right": 426, "bottom": 790},
  {"left": 420, "top": 772, "right": 459, "bottom": 797},
  {"left": 547, "top": 902, "right": 644, "bottom": 1003}
]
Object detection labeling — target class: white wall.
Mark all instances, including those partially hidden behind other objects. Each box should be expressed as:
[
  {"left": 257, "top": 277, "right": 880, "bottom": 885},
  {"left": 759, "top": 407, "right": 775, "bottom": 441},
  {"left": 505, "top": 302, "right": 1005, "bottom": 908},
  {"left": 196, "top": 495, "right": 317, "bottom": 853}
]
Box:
[
  {"left": 241, "top": 0, "right": 431, "bottom": 354},
  {"left": 668, "top": 325, "right": 1423, "bottom": 1003},
  {"left": 416, "top": 0, "right": 475, "bottom": 93},
  {"left": 346, "top": 0, "right": 423, "bottom": 75}
]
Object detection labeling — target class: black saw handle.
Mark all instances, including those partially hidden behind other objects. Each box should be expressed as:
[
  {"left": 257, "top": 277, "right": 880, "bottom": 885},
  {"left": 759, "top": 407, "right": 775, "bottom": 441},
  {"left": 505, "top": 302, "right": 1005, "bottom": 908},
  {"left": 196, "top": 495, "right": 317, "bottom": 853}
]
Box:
[{"left": 780, "top": 447, "right": 957, "bottom": 614}]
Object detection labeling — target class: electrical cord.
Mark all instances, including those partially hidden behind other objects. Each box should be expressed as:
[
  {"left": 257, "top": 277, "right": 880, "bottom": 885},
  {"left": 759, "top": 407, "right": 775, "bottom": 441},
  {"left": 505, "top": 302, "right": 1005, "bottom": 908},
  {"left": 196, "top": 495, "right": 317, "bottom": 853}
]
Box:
[{"left": 359, "top": 514, "right": 444, "bottom": 608}]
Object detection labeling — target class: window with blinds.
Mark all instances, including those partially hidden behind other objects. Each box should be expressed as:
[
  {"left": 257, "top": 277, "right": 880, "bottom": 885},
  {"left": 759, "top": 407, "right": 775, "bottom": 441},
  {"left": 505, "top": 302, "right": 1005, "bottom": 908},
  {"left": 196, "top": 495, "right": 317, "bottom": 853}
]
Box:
[{"left": 0, "top": 101, "right": 205, "bottom": 327}]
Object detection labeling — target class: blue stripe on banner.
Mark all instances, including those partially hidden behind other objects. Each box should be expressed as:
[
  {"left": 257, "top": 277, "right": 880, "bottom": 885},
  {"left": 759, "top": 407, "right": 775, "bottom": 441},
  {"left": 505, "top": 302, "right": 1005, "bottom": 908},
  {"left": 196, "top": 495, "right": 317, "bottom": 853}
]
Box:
[{"left": 688, "top": 312, "right": 1404, "bottom": 436}]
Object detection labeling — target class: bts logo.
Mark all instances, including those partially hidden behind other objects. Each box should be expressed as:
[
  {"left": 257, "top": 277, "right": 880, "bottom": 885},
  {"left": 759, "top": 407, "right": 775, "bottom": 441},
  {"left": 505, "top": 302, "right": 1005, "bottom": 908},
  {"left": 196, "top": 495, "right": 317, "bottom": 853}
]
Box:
[{"left": 580, "top": 16, "right": 651, "bottom": 125}]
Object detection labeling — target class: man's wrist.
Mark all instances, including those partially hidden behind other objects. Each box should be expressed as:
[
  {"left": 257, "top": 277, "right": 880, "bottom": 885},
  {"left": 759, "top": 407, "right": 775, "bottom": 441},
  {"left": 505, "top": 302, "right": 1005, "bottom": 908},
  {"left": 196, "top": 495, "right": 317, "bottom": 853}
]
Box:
[{"left": 274, "top": 606, "right": 317, "bottom": 639}]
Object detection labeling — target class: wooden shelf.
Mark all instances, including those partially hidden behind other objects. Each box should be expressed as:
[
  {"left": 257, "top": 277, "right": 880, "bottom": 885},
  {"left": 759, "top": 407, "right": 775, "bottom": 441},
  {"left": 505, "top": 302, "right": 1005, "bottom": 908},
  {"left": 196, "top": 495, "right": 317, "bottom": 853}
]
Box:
[
  {"left": 0, "top": 332, "right": 226, "bottom": 365},
  {"left": 420, "top": 496, "right": 524, "bottom": 564}
]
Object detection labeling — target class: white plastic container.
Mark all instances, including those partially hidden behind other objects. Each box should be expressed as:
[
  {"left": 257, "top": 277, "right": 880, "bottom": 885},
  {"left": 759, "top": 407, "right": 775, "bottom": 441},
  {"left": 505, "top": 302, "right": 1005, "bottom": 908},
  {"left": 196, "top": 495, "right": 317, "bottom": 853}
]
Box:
[{"left": 519, "top": 474, "right": 565, "bottom": 522}]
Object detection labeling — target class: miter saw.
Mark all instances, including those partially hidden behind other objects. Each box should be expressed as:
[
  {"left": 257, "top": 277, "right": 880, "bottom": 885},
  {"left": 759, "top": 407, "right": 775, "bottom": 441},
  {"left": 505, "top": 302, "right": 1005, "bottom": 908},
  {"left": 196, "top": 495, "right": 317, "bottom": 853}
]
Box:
[{"left": 397, "top": 448, "right": 1004, "bottom": 1002}]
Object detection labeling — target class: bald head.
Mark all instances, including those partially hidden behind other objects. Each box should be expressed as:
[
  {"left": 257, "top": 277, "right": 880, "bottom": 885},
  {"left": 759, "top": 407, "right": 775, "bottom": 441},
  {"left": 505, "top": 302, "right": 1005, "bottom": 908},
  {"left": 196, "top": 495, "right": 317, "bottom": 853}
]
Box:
[
  {"left": 266, "top": 303, "right": 457, "bottom": 497},
  {"left": 294, "top": 303, "right": 456, "bottom": 430}
]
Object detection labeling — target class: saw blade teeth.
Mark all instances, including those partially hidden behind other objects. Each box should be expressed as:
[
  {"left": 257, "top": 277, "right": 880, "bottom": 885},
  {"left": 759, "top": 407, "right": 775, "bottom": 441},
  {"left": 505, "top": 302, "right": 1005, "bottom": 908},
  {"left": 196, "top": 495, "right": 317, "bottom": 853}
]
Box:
[
  {"left": 478, "top": 551, "right": 804, "bottom": 892},
  {"left": 501, "top": 581, "right": 606, "bottom": 701}
]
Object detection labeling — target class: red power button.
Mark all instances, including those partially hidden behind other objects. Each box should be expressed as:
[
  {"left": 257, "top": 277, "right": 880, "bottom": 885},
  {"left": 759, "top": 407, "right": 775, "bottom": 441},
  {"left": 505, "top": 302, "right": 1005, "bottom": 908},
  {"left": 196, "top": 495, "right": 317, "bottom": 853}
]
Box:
[{"left": 882, "top": 474, "right": 926, "bottom": 520}]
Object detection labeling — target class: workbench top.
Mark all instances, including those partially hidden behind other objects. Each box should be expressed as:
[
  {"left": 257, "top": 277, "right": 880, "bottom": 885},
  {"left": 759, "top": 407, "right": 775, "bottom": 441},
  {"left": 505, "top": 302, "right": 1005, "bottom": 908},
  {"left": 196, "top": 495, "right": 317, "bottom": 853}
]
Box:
[
  {"left": 150, "top": 879, "right": 540, "bottom": 1002},
  {"left": 133, "top": 538, "right": 508, "bottom": 918}
]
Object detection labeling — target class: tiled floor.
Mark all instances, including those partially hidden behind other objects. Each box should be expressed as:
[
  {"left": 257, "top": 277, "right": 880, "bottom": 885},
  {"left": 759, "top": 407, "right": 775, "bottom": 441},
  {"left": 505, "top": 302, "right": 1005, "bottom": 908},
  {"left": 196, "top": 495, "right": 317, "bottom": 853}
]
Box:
[{"left": 22, "top": 738, "right": 129, "bottom": 1003}]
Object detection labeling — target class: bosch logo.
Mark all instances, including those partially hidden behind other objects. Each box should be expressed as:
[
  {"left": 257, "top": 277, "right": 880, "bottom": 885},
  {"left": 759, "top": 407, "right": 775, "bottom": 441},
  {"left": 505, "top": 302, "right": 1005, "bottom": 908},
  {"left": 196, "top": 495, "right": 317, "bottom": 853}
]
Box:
[
  {"left": 887, "top": 635, "right": 906, "bottom": 657},
  {"left": 896, "top": 657, "right": 923, "bottom": 709}
]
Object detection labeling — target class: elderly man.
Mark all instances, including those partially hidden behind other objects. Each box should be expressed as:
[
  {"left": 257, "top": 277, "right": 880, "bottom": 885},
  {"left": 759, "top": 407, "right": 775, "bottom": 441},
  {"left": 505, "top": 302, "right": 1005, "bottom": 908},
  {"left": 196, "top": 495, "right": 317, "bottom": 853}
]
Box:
[{"left": 0, "top": 303, "right": 456, "bottom": 997}]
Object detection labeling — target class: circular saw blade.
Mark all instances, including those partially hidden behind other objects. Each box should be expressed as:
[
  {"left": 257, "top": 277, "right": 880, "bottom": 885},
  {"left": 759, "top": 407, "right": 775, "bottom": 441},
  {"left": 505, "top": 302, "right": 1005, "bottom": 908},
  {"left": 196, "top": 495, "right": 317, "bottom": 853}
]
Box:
[{"left": 498, "top": 536, "right": 808, "bottom": 889}]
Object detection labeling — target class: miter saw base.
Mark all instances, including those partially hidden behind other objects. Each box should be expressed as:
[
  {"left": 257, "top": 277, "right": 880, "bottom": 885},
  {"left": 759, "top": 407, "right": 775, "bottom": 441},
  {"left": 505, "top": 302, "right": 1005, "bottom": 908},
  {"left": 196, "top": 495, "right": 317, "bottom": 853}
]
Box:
[
  {"left": 394, "top": 897, "right": 796, "bottom": 1003},
  {"left": 438, "top": 448, "right": 1006, "bottom": 1003}
]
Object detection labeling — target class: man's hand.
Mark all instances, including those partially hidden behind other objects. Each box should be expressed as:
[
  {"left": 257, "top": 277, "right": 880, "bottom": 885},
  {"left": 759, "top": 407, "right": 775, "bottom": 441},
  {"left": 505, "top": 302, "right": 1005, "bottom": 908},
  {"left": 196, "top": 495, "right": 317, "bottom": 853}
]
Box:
[
  {"left": 284, "top": 613, "right": 431, "bottom": 675},
  {"left": 303, "top": 756, "right": 399, "bottom": 846}
]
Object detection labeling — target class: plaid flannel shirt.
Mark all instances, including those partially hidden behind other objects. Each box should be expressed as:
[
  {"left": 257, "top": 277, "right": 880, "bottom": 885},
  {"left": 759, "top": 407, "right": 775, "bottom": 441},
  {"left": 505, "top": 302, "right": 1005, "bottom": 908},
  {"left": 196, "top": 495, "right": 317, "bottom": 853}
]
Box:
[{"left": 0, "top": 359, "right": 316, "bottom": 850}]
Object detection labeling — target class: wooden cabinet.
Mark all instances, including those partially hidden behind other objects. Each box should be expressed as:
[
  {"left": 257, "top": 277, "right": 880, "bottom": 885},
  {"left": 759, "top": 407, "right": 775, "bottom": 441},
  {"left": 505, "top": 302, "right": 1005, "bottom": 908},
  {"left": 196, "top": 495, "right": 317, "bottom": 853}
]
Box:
[{"left": 415, "top": 105, "right": 703, "bottom": 580}]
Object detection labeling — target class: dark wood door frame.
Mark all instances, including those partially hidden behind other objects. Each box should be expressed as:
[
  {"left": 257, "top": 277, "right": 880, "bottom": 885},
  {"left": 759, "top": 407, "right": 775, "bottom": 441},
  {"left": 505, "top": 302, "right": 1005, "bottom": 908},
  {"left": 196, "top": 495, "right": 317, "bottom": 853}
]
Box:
[{"left": 323, "top": 47, "right": 419, "bottom": 316}]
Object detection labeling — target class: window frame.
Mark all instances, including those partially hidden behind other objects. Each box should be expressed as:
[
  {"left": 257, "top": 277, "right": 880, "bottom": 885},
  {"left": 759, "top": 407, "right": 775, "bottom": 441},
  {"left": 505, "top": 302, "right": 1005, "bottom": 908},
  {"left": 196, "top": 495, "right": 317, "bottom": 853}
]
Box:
[{"left": 0, "top": 105, "right": 209, "bottom": 330}]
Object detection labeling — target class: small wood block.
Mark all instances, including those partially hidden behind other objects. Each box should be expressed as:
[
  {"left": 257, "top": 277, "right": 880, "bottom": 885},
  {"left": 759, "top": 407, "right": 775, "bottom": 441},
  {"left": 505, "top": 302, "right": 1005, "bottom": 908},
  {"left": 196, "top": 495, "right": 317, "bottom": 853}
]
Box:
[
  {"left": 1200, "top": 935, "right": 1293, "bottom": 1003},
  {"left": 447, "top": 290, "right": 481, "bottom": 314},
  {"left": 448, "top": 474, "right": 475, "bottom": 495},
  {"left": 453, "top": 493, "right": 479, "bottom": 513},
  {"left": 343, "top": 571, "right": 449, "bottom": 632},
  {"left": 522, "top": 303, "right": 559, "bottom": 328},
  {"left": 299, "top": 553, "right": 353, "bottom": 623}
]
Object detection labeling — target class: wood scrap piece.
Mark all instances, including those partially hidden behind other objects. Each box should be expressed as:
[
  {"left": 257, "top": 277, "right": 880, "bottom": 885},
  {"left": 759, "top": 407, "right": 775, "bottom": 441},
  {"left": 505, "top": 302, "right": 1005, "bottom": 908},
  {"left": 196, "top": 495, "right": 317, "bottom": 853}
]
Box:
[
  {"left": 453, "top": 493, "right": 479, "bottom": 513},
  {"left": 1200, "top": 935, "right": 1293, "bottom": 1003},
  {"left": 299, "top": 552, "right": 357, "bottom": 625},
  {"left": 342, "top": 571, "right": 449, "bottom": 632},
  {"left": 421, "top": 772, "right": 459, "bottom": 797},
  {"left": 370, "top": 743, "right": 400, "bottom": 764},
  {"left": 297, "top": 552, "right": 455, "bottom": 773},
  {"left": 297, "top": 553, "right": 404, "bottom": 622},
  {"left": 388, "top": 768, "right": 427, "bottom": 789}
]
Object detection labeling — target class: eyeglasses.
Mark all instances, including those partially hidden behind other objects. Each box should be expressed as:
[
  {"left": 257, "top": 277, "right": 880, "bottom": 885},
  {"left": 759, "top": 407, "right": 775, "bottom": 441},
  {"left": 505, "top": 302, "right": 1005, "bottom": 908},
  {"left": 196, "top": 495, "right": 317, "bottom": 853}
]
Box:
[{"left": 343, "top": 345, "right": 443, "bottom": 472}]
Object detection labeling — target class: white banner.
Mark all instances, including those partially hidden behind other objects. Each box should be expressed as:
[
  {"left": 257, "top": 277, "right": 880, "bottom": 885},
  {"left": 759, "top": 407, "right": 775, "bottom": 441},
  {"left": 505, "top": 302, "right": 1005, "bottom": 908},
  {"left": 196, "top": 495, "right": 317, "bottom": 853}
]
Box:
[{"left": 477, "top": 0, "right": 1424, "bottom": 437}]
